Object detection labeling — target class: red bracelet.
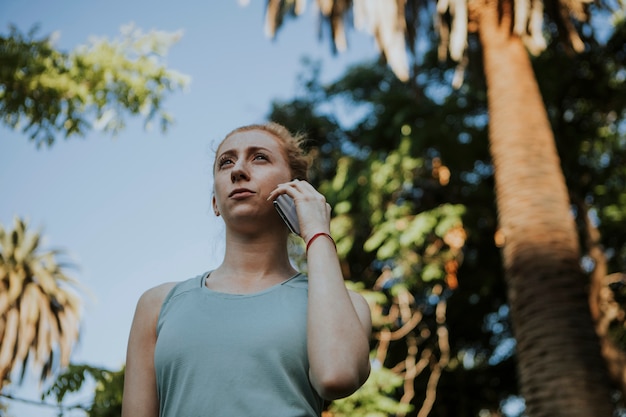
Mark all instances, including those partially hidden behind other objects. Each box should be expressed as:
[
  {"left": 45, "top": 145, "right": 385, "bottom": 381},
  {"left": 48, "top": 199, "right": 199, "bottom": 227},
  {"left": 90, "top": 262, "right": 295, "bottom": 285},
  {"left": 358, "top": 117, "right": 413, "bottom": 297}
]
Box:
[{"left": 306, "top": 232, "right": 336, "bottom": 254}]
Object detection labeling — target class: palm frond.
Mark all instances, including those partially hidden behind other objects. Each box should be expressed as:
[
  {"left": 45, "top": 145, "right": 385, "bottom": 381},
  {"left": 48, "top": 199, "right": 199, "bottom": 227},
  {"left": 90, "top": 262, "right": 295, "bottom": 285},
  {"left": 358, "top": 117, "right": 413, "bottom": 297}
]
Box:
[
  {"left": 0, "top": 217, "right": 82, "bottom": 386},
  {"left": 260, "top": 0, "right": 601, "bottom": 82},
  {"left": 0, "top": 309, "right": 19, "bottom": 385},
  {"left": 354, "top": 0, "right": 410, "bottom": 81},
  {"left": 264, "top": 0, "right": 308, "bottom": 37}
]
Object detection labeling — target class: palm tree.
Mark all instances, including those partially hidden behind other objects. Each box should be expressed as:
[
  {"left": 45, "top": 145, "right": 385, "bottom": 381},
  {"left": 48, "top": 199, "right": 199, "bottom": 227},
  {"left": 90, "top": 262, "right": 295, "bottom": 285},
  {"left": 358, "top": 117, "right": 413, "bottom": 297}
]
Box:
[
  {"left": 0, "top": 217, "right": 81, "bottom": 387},
  {"left": 262, "top": 0, "right": 616, "bottom": 415}
]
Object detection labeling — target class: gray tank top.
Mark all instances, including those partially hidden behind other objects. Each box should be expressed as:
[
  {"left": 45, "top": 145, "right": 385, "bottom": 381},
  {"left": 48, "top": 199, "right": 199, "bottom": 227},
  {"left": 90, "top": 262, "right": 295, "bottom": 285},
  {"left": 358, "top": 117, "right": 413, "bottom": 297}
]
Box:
[{"left": 154, "top": 272, "right": 324, "bottom": 417}]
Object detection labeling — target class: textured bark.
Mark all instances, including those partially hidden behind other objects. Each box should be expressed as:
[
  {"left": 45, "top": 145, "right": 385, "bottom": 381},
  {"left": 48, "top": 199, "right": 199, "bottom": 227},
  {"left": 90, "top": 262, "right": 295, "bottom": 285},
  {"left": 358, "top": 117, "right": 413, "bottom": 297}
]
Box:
[
  {"left": 475, "top": 0, "right": 614, "bottom": 415},
  {"left": 583, "top": 200, "right": 626, "bottom": 397}
]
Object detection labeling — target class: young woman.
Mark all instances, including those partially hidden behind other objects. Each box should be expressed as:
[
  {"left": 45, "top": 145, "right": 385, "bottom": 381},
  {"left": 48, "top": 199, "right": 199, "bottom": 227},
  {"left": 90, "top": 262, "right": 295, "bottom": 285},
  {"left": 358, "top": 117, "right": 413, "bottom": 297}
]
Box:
[{"left": 121, "top": 122, "right": 372, "bottom": 417}]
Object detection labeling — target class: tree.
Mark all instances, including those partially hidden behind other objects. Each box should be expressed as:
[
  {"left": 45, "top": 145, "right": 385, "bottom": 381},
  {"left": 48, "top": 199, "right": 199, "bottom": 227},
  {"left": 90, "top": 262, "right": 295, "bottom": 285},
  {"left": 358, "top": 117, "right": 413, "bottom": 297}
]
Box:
[
  {"left": 44, "top": 363, "right": 125, "bottom": 417},
  {"left": 0, "top": 217, "right": 82, "bottom": 388},
  {"left": 262, "top": 1, "right": 620, "bottom": 415},
  {"left": 0, "top": 23, "right": 190, "bottom": 148},
  {"left": 535, "top": 19, "right": 626, "bottom": 396}
]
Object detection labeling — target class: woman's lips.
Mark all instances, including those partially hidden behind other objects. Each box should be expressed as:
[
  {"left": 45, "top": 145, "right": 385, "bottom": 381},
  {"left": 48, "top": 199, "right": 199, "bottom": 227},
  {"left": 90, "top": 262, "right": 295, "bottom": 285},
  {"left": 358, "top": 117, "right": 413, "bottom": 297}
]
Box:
[{"left": 229, "top": 188, "right": 255, "bottom": 199}]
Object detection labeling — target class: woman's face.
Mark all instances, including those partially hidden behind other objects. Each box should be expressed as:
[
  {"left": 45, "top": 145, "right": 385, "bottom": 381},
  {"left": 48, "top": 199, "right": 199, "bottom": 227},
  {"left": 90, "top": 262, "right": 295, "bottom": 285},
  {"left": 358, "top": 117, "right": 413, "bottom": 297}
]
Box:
[{"left": 212, "top": 129, "right": 292, "bottom": 226}]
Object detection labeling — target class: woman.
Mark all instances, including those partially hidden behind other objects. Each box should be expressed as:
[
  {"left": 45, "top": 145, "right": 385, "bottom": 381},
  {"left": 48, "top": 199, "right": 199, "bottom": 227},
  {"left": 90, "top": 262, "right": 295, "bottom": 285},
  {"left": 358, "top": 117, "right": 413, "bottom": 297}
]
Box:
[{"left": 122, "top": 122, "right": 372, "bottom": 417}]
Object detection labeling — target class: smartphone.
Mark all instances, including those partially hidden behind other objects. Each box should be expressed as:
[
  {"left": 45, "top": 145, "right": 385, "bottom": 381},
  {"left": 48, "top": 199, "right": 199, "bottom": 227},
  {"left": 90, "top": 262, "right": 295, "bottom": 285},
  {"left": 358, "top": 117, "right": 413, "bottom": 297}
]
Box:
[{"left": 273, "top": 194, "right": 300, "bottom": 236}]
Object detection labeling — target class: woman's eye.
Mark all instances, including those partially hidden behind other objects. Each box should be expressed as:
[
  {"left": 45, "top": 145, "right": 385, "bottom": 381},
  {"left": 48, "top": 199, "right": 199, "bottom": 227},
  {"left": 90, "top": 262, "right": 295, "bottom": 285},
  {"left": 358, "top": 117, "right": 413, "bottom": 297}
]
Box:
[
  {"left": 254, "top": 153, "right": 268, "bottom": 161},
  {"left": 218, "top": 158, "right": 234, "bottom": 168}
]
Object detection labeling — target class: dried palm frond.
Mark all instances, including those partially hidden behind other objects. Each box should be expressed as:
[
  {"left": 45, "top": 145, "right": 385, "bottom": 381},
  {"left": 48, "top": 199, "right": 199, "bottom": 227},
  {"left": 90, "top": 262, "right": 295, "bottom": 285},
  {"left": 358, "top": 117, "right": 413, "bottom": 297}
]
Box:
[
  {"left": 0, "top": 309, "right": 19, "bottom": 380},
  {"left": 259, "top": 0, "right": 599, "bottom": 83},
  {"left": 354, "top": 0, "right": 410, "bottom": 81},
  {"left": 315, "top": 0, "right": 351, "bottom": 52},
  {"left": 265, "top": 0, "right": 309, "bottom": 37},
  {"left": 0, "top": 217, "right": 83, "bottom": 387},
  {"left": 436, "top": 0, "right": 468, "bottom": 62}
]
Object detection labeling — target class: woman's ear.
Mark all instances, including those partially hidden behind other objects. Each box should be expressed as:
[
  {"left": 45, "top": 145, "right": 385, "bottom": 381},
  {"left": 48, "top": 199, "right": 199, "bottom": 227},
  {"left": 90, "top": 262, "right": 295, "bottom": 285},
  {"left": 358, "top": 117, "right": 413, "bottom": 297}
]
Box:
[{"left": 212, "top": 194, "right": 220, "bottom": 217}]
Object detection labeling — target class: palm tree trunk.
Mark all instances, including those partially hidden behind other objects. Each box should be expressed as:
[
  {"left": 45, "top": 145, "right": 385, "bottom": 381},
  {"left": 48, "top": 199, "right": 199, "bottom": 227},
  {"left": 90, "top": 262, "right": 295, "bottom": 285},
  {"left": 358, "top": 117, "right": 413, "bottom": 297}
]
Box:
[{"left": 475, "top": 0, "right": 614, "bottom": 415}]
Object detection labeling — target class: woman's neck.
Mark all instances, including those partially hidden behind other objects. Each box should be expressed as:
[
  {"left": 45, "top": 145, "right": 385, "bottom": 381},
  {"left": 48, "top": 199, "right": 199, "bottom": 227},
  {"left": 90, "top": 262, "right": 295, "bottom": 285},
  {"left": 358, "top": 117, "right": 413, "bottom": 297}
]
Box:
[{"left": 209, "top": 231, "right": 297, "bottom": 292}]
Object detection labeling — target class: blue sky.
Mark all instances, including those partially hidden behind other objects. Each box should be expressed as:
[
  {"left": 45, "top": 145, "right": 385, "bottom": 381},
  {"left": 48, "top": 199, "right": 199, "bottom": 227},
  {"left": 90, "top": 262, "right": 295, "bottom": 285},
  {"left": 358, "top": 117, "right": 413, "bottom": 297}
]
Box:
[{"left": 0, "top": 1, "right": 378, "bottom": 414}]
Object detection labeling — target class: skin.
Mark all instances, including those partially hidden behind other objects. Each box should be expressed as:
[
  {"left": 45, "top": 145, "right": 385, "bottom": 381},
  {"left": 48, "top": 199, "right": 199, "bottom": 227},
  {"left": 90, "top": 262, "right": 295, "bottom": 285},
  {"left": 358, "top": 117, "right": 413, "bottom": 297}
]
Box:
[{"left": 121, "top": 129, "right": 371, "bottom": 417}]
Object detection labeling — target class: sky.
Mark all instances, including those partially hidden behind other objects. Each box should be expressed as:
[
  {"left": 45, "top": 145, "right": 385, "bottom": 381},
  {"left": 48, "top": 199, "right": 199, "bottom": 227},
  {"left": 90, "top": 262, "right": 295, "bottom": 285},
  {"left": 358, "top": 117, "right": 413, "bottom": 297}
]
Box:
[{"left": 0, "top": 1, "right": 379, "bottom": 415}]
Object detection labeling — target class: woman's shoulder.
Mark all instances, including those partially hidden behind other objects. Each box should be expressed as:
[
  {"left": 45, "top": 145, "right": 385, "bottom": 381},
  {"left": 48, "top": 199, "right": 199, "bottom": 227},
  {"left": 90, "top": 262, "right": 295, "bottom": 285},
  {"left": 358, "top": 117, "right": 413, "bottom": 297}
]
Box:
[
  {"left": 137, "top": 274, "right": 205, "bottom": 311},
  {"left": 142, "top": 281, "right": 179, "bottom": 303},
  {"left": 134, "top": 282, "right": 179, "bottom": 318}
]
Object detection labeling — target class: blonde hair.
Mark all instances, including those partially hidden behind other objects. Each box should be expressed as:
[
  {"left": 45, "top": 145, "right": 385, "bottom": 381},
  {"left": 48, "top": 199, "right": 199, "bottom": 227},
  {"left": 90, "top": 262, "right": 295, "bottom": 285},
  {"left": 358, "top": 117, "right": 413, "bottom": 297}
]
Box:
[{"left": 215, "top": 122, "right": 311, "bottom": 181}]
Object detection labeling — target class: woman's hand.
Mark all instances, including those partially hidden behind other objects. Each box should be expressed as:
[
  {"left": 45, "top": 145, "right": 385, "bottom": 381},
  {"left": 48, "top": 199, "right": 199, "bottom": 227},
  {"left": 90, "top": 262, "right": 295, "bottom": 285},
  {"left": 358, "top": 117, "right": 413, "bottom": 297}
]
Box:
[{"left": 268, "top": 179, "right": 332, "bottom": 243}]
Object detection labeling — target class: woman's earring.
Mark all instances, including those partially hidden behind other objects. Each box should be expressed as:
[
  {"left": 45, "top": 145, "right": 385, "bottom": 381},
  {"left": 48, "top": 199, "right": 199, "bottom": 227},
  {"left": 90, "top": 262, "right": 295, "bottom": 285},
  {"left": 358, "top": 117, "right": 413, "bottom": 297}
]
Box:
[{"left": 214, "top": 210, "right": 220, "bottom": 217}]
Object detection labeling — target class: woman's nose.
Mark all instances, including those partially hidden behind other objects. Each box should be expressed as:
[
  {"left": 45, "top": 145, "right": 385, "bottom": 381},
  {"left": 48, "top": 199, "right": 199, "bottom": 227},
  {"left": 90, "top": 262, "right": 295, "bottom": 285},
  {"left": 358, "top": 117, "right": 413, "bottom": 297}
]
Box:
[{"left": 231, "top": 162, "right": 249, "bottom": 183}]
